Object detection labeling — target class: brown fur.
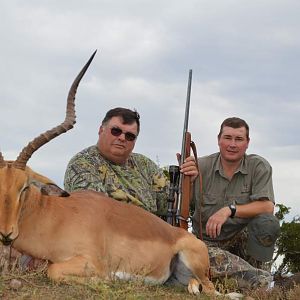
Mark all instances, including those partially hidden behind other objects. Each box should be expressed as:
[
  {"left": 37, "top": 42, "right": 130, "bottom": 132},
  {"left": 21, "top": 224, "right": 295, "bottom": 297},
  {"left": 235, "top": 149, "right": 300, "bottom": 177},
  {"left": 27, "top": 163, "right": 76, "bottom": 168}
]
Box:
[{"left": 0, "top": 165, "right": 215, "bottom": 296}]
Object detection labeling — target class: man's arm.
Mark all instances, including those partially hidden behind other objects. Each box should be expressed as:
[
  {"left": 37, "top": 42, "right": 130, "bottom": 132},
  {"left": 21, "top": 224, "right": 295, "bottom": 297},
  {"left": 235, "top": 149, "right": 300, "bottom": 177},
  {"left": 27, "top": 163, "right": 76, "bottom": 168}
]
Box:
[
  {"left": 233, "top": 199, "right": 274, "bottom": 217},
  {"left": 206, "top": 200, "right": 274, "bottom": 238}
]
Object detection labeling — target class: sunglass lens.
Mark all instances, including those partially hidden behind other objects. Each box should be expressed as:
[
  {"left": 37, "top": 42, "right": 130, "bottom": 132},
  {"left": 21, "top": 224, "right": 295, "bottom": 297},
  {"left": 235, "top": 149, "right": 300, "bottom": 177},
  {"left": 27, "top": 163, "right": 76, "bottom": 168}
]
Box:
[
  {"left": 111, "top": 127, "right": 122, "bottom": 137},
  {"left": 125, "top": 132, "right": 136, "bottom": 141}
]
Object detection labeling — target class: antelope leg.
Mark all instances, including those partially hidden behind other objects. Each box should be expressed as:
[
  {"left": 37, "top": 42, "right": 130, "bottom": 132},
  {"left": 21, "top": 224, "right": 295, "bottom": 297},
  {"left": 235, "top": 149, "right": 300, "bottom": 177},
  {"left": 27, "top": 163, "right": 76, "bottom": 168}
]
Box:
[{"left": 47, "top": 256, "right": 100, "bottom": 283}]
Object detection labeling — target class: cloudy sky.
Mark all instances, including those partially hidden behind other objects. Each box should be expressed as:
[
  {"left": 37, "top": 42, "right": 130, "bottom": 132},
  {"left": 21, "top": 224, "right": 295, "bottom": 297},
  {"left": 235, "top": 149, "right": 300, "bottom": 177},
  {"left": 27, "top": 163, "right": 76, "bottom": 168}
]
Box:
[{"left": 1, "top": 1, "right": 299, "bottom": 219}]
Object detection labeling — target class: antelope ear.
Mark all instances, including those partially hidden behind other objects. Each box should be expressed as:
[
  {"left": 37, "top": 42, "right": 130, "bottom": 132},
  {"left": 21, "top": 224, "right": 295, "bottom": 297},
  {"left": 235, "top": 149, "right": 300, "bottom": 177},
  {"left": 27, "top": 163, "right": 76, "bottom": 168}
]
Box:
[
  {"left": 40, "top": 183, "right": 70, "bottom": 197},
  {"left": 30, "top": 180, "right": 70, "bottom": 197}
]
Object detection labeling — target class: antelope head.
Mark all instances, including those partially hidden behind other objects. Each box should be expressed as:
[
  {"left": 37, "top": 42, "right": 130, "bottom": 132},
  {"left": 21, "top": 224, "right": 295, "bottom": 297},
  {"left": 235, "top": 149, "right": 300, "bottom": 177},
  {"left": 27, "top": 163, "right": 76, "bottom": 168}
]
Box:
[{"left": 0, "top": 51, "right": 96, "bottom": 245}]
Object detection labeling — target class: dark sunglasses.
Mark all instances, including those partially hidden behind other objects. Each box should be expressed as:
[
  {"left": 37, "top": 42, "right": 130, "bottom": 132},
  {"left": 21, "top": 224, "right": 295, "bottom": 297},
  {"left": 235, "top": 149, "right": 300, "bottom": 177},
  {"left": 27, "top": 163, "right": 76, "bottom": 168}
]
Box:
[{"left": 110, "top": 127, "right": 137, "bottom": 141}]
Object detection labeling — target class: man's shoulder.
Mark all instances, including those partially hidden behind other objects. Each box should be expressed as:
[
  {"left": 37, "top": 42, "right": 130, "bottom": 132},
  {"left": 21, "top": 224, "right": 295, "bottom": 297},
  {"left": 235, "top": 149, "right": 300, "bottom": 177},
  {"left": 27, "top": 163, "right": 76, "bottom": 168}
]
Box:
[
  {"left": 131, "top": 152, "right": 152, "bottom": 161},
  {"left": 76, "top": 145, "right": 97, "bottom": 156},
  {"left": 68, "top": 145, "right": 99, "bottom": 164},
  {"left": 245, "top": 154, "right": 272, "bottom": 168},
  {"left": 197, "top": 153, "right": 220, "bottom": 174},
  {"left": 130, "top": 153, "right": 163, "bottom": 175},
  {"left": 199, "top": 152, "right": 219, "bottom": 164},
  {"left": 130, "top": 153, "right": 157, "bottom": 166}
]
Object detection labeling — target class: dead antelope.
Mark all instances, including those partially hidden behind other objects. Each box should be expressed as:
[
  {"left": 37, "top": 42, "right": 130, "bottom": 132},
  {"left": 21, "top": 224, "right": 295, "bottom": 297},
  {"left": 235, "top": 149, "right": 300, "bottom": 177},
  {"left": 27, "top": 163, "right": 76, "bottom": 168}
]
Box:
[{"left": 0, "top": 53, "right": 215, "bottom": 296}]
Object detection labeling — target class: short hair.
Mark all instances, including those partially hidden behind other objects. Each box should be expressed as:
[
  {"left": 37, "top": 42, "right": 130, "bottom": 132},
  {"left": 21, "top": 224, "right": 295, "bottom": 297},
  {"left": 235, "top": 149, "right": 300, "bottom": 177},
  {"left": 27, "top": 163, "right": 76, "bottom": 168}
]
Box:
[
  {"left": 218, "top": 117, "right": 249, "bottom": 140},
  {"left": 101, "top": 107, "right": 140, "bottom": 133}
]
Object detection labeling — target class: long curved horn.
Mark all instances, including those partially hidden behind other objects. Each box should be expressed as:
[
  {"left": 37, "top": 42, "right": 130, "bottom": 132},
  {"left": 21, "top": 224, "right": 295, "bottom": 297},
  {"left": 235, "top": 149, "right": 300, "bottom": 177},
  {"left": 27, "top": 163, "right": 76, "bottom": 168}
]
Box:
[{"left": 13, "top": 50, "right": 97, "bottom": 170}]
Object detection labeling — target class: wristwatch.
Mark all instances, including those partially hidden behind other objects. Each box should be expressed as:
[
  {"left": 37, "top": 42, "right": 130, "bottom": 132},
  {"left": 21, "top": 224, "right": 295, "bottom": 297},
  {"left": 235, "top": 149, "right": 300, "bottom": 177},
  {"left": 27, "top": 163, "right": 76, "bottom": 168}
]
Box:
[{"left": 228, "top": 204, "right": 236, "bottom": 218}]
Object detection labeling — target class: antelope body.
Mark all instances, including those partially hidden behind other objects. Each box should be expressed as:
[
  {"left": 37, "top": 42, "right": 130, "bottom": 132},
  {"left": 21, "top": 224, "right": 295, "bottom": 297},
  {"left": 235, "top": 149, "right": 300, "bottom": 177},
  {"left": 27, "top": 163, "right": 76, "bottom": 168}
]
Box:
[{"left": 0, "top": 52, "right": 215, "bottom": 296}]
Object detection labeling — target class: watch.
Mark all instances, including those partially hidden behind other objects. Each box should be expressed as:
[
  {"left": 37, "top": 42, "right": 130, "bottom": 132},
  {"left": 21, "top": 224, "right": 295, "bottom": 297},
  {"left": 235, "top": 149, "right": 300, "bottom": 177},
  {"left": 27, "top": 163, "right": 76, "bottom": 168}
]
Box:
[{"left": 228, "top": 204, "right": 236, "bottom": 218}]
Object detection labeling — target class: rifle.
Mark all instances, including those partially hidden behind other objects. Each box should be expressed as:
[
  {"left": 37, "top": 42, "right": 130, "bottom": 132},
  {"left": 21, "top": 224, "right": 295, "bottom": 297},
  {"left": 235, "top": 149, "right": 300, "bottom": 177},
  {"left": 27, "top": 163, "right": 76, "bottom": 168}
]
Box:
[{"left": 167, "top": 70, "right": 193, "bottom": 230}]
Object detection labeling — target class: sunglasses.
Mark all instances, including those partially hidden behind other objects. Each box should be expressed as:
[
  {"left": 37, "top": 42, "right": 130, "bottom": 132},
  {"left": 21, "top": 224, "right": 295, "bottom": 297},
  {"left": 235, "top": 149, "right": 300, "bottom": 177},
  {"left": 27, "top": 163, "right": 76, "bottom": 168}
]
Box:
[{"left": 110, "top": 127, "right": 137, "bottom": 141}]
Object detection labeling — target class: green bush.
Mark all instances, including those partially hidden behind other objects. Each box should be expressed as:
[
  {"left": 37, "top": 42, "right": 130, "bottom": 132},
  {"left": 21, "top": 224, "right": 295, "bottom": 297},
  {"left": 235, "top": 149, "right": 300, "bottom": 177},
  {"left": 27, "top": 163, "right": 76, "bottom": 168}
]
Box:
[{"left": 275, "top": 204, "right": 300, "bottom": 274}]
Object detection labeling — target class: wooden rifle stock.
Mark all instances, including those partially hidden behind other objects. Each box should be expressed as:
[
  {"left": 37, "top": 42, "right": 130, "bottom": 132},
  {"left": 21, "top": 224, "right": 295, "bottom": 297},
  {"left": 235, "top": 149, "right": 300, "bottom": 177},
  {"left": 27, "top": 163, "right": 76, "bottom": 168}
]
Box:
[
  {"left": 178, "top": 131, "right": 191, "bottom": 229},
  {"left": 175, "top": 70, "right": 193, "bottom": 229}
]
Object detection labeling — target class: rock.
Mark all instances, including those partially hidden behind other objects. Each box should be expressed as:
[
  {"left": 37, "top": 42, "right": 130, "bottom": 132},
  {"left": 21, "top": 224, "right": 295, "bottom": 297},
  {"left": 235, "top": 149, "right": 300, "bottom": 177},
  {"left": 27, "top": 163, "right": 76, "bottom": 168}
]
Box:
[{"left": 9, "top": 279, "right": 22, "bottom": 290}]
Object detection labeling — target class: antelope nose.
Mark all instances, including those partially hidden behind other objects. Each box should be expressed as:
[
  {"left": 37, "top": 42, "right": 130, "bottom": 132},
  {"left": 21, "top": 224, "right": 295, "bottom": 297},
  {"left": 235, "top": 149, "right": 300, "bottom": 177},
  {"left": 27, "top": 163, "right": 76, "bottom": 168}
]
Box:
[{"left": 0, "top": 232, "right": 13, "bottom": 246}]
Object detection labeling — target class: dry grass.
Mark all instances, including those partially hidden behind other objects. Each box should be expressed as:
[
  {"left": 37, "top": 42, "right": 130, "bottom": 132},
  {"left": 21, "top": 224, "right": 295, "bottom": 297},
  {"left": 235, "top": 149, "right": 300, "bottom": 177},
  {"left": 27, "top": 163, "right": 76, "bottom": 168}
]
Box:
[
  {"left": 0, "top": 252, "right": 299, "bottom": 300},
  {"left": 0, "top": 269, "right": 209, "bottom": 300}
]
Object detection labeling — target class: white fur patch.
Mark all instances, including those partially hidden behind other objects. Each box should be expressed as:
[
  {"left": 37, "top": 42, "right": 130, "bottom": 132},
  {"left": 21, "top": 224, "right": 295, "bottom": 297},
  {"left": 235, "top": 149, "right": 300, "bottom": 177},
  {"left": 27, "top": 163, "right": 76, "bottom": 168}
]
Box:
[
  {"left": 112, "top": 271, "right": 166, "bottom": 285},
  {"left": 113, "top": 271, "right": 132, "bottom": 281},
  {"left": 215, "top": 291, "right": 244, "bottom": 300},
  {"left": 188, "top": 280, "right": 200, "bottom": 294}
]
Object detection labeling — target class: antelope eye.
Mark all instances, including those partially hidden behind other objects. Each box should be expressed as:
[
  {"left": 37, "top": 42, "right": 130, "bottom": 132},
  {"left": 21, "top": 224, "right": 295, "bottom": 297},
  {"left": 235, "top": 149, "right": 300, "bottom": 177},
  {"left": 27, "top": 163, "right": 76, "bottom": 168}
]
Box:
[{"left": 22, "top": 186, "right": 29, "bottom": 193}]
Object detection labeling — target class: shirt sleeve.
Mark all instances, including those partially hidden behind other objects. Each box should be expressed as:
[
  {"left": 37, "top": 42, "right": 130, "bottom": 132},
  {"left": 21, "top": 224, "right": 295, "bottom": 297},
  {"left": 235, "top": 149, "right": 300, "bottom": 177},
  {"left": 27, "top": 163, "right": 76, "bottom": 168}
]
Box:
[{"left": 250, "top": 157, "right": 275, "bottom": 203}]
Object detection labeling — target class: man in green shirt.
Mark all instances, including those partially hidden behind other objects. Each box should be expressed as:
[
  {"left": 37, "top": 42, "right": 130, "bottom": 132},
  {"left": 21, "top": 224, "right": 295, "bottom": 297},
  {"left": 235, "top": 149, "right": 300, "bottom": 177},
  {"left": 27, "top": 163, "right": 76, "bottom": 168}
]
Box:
[{"left": 192, "top": 117, "right": 280, "bottom": 270}]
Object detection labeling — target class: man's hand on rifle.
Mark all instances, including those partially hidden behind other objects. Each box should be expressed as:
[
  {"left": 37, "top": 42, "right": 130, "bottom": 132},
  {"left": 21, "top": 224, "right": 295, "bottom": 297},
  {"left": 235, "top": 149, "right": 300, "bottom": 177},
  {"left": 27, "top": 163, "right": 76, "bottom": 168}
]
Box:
[{"left": 176, "top": 154, "right": 198, "bottom": 183}]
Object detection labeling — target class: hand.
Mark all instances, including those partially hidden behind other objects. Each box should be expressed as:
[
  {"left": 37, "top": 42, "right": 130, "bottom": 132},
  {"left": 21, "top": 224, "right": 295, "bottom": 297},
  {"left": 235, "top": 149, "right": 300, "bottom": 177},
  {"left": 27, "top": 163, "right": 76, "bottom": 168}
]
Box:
[
  {"left": 176, "top": 153, "right": 198, "bottom": 183},
  {"left": 206, "top": 207, "right": 231, "bottom": 238}
]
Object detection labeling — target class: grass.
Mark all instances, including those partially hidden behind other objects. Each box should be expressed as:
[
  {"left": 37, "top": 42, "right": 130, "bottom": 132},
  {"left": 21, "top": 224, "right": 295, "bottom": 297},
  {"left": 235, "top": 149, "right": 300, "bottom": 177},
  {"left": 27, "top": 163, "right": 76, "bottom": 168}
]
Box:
[
  {"left": 0, "top": 269, "right": 209, "bottom": 300},
  {"left": 0, "top": 252, "right": 299, "bottom": 299}
]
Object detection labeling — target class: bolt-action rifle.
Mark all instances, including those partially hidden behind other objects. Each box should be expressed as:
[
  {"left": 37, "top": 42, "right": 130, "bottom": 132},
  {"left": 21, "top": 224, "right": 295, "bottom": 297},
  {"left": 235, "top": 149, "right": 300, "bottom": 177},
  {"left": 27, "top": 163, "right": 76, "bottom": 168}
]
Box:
[{"left": 167, "top": 70, "right": 199, "bottom": 231}]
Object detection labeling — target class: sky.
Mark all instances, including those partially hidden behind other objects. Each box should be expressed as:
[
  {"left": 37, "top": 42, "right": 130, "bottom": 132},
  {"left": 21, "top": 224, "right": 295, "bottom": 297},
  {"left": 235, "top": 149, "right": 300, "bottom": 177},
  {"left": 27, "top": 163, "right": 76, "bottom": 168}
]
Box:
[{"left": 1, "top": 0, "right": 299, "bottom": 220}]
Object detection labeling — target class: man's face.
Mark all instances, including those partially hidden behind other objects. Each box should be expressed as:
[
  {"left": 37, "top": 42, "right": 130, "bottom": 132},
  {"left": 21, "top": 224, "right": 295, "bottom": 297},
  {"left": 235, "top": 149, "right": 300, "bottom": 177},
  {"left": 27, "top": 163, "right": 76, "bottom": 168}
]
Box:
[
  {"left": 98, "top": 116, "right": 138, "bottom": 164},
  {"left": 218, "top": 126, "right": 249, "bottom": 163}
]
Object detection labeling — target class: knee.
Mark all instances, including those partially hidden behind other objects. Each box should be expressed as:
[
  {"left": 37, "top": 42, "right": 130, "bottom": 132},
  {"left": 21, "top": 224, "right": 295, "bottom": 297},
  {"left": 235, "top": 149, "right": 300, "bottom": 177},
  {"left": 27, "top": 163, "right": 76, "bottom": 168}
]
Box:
[{"left": 247, "top": 213, "right": 280, "bottom": 262}]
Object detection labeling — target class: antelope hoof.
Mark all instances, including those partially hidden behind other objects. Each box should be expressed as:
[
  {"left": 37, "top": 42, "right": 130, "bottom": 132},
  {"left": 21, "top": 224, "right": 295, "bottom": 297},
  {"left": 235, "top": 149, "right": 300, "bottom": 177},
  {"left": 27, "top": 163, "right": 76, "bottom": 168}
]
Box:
[{"left": 188, "top": 278, "right": 200, "bottom": 295}]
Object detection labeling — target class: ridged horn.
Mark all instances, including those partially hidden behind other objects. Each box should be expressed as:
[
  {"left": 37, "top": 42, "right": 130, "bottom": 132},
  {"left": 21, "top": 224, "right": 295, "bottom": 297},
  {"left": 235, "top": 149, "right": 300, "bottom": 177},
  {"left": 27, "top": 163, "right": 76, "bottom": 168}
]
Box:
[{"left": 13, "top": 50, "right": 97, "bottom": 170}]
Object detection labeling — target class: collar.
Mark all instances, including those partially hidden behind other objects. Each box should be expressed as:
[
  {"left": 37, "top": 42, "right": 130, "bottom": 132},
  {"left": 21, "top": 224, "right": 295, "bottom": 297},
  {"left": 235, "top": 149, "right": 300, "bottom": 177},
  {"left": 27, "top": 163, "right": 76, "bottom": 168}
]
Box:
[{"left": 215, "top": 153, "right": 248, "bottom": 176}]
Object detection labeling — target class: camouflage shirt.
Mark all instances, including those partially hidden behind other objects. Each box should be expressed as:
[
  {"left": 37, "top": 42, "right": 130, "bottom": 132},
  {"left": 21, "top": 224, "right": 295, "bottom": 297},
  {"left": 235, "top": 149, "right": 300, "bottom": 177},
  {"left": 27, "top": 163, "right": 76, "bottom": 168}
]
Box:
[{"left": 64, "top": 145, "right": 168, "bottom": 215}]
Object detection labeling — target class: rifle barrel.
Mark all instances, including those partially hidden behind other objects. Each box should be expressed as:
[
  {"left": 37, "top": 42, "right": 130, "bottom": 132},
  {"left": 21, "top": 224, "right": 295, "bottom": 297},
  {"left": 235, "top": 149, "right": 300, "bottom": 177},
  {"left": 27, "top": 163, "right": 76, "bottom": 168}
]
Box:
[
  {"left": 180, "top": 69, "right": 192, "bottom": 165},
  {"left": 175, "top": 70, "right": 193, "bottom": 227}
]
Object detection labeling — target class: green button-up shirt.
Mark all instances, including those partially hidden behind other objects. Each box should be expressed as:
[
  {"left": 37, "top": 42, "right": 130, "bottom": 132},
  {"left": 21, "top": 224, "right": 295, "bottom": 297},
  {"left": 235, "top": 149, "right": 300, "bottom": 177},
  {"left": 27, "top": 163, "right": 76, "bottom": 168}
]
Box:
[{"left": 192, "top": 152, "right": 274, "bottom": 241}]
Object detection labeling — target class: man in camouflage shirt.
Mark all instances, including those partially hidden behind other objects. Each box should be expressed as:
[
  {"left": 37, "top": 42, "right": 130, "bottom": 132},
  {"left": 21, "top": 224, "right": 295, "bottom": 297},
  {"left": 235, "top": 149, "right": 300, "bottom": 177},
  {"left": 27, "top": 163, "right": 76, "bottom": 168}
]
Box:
[{"left": 64, "top": 107, "right": 198, "bottom": 217}]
